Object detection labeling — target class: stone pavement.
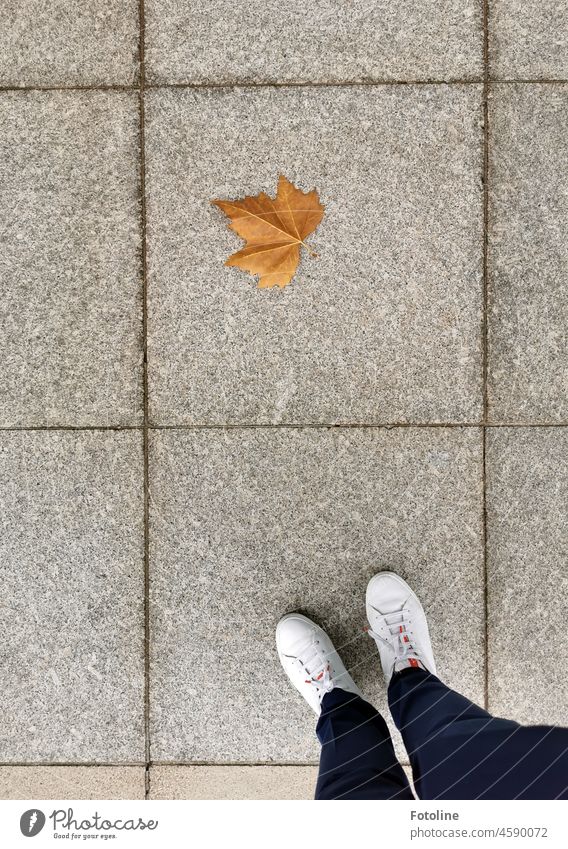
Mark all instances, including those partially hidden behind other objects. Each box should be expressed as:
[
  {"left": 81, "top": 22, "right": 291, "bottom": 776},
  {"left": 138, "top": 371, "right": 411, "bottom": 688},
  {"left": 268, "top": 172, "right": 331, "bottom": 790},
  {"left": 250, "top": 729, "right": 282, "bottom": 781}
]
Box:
[{"left": 0, "top": 1, "right": 567, "bottom": 799}]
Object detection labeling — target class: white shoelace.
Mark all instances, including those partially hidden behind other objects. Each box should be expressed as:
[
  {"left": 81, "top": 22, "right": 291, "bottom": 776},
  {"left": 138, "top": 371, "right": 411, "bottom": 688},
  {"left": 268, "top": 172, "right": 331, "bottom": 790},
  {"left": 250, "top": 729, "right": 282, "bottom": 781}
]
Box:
[
  {"left": 288, "top": 635, "right": 334, "bottom": 700},
  {"left": 366, "top": 605, "right": 423, "bottom": 673}
]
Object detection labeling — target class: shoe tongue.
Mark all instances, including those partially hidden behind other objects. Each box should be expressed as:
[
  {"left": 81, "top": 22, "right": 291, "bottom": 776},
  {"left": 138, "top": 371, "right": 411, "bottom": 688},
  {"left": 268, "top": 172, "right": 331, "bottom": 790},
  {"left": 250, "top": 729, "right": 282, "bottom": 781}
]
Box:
[
  {"left": 298, "top": 636, "right": 322, "bottom": 670},
  {"left": 385, "top": 608, "right": 403, "bottom": 621},
  {"left": 386, "top": 613, "right": 405, "bottom": 634}
]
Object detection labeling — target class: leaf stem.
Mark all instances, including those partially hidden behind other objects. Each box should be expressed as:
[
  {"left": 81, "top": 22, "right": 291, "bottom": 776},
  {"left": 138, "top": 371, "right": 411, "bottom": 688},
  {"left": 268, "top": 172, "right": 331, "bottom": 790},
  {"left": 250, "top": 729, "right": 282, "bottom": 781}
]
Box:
[{"left": 301, "top": 240, "right": 318, "bottom": 259}]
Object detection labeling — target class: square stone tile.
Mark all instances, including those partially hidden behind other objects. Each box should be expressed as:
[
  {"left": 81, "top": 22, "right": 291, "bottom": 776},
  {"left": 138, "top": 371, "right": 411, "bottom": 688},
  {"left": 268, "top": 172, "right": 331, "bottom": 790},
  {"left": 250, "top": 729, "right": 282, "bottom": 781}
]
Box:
[
  {"left": 0, "top": 767, "right": 145, "bottom": 800},
  {"left": 149, "top": 427, "right": 484, "bottom": 762},
  {"left": 486, "top": 427, "right": 568, "bottom": 726},
  {"left": 145, "top": 86, "right": 483, "bottom": 425},
  {"left": 0, "top": 431, "right": 145, "bottom": 761},
  {"left": 144, "top": 1, "right": 482, "bottom": 84},
  {"left": 149, "top": 766, "right": 318, "bottom": 800},
  {"left": 0, "top": 1, "right": 139, "bottom": 87},
  {"left": 488, "top": 85, "right": 568, "bottom": 422},
  {"left": 0, "top": 91, "right": 142, "bottom": 427},
  {"left": 490, "top": 2, "right": 568, "bottom": 79}
]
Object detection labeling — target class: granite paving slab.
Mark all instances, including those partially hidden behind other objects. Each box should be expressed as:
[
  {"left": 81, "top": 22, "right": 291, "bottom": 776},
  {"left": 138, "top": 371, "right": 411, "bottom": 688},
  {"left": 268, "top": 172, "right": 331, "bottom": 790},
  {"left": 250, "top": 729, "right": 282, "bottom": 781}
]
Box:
[
  {"left": 145, "top": 85, "right": 483, "bottom": 425},
  {"left": 144, "top": 0, "right": 483, "bottom": 85},
  {"left": 486, "top": 427, "right": 568, "bottom": 726},
  {"left": 149, "top": 765, "right": 319, "bottom": 800},
  {"left": 0, "top": 431, "right": 145, "bottom": 762},
  {"left": 488, "top": 85, "right": 568, "bottom": 422},
  {"left": 149, "top": 764, "right": 413, "bottom": 799},
  {"left": 0, "top": 91, "right": 143, "bottom": 427},
  {"left": 0, "top": 766, "right": 145, "bottom": 800},
  {"left": 0, "top": 0, "right": 139, "bottom": 87},
  {"left": 149, "top": 426, "right": 485, "bottom": 762},
  {"left": 490, "top": 1, "right": 568, "bottom": 80}
]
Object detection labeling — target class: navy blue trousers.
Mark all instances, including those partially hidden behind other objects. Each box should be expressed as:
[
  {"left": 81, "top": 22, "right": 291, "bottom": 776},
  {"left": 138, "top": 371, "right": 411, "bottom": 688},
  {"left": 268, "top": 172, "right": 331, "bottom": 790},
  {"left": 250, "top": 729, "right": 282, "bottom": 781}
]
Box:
[{"left": 315, "top": 668, "right": 568, "bottom": 800}]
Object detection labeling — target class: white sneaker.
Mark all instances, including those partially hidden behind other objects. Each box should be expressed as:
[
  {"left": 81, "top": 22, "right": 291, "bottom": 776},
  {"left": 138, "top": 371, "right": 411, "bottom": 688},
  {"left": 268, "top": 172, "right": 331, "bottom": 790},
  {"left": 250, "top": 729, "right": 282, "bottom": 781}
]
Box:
[
  {"left": 276, "top": 613, "right": 362, "bottom": 715},
  {"left": 366, "top": 572, "right": 437, "bottom": 685}
]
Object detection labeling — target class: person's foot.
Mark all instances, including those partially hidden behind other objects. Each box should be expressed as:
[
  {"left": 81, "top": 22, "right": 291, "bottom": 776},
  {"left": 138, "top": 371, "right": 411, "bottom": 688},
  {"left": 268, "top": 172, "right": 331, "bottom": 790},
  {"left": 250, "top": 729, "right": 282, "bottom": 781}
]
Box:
[
  {"left": 366, "top": 572, "right": 436, "bottom": 685},
  {"left": 276, "top": 613, "right": 362, "bottom": 715}
]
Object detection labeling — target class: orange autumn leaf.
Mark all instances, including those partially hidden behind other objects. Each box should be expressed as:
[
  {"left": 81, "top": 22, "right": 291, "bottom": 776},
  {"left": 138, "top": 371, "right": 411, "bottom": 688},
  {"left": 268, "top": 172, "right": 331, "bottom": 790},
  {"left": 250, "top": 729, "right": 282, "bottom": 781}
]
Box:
[{"left": 212, "top": 175, "right": 324, "bottom": 289}]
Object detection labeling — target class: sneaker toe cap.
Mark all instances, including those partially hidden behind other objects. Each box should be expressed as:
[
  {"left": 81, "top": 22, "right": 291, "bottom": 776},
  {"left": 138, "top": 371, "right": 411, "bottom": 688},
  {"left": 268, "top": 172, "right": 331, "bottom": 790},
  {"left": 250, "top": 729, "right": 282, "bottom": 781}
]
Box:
[
  {"left": 275, "top": 613, "right": 317, "bottom": 655},
  {"left": 366, "top": 571, "right": 414, "bottom": 609}
]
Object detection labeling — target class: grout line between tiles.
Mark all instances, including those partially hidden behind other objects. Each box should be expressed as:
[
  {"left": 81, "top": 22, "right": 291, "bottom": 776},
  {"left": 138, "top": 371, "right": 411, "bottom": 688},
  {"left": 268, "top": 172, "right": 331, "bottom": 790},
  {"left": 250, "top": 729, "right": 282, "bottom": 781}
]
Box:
[
  {"left": 146, "top": 422, "right": 568, "bottom": 430},
  {"left": 150, "top": 78, "right": 483, "bottom": 89},
  {"left": 0, "top": 425, "right": 144, "bottom": 432},
  {"left": 0, "top": 763, "right": 147, "bottom": 768},
  {"left": 488, "top": 78, "right": 568, "bottom": 85},
  {"left": 2, "top": 423, "right": 568, "bottom": 433},
  {"left": 1, "top": 79, "right": 568, "bottom": 96},
  {"left": 0, "top": 84, "right": 138, "bottom": 92},
  {"left": 481, "top": 0, "right": 490, "bottom": 712},
  {"left": 138, "top": 0, "right": 151, "bottom": 802},
  {"left": 146, "top": 761, "right": 324, "bottom": 767},
  {"left": 0, "top": 761, "right": 339, "bottom": 768}
]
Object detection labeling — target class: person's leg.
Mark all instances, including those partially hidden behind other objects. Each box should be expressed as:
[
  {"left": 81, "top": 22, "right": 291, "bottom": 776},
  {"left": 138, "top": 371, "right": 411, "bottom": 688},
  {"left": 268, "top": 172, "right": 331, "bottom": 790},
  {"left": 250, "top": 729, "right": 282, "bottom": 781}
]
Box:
[
  {"left": 366, "top": 571, "right": 568, "bottom": 801},
  {"left": 389, "top": 667, "right": 568, "bottom": 800},
  {"left": 316, "top": 687, "right": 413, "bottom": 800},
  {"left": 276, "top": 612, "right": 413, "bottom": 800}
]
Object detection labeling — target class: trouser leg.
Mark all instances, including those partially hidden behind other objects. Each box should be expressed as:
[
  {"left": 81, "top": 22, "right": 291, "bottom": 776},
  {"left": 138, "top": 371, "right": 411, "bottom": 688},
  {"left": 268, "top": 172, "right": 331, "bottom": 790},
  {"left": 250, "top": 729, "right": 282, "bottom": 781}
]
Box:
[
  {"left": 315, "top": 687, "right": 414, "bottom": 800},
  {"left": 389, "top": 667, "right": 568, "bottom": 800}
]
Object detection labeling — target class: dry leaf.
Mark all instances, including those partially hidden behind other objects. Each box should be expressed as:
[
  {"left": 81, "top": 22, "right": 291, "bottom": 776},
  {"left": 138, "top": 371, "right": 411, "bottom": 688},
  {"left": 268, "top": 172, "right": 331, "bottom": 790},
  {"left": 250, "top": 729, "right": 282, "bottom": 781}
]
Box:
[{"left": 212, "top": 175, "right": 324, "bottom": 289}]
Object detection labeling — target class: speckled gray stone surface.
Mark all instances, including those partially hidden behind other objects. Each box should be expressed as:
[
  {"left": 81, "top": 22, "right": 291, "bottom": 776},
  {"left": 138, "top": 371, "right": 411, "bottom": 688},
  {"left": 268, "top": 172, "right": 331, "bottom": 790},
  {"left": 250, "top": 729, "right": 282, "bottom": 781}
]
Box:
[
  {"left": 0, "top": 92, "right": 143, "bottom": 427},
  {"left": 150, "top": 765, "right": 319, "bottom": 800},
  {"left": 149, "top": 427, "right": 485, "bottom": 762},
  {"left": 0, "top": 767, "right": 145, "bottom": 800},
  {"left": 490, "top": 1, "right": 568, "bottom": 79},
  {"left": 486, "top": 428, "right": 568, "bottom": 726},
  {"left": 488, "top": 86, "right": 568, "bottom": 422},
  {"left": 145, "top": 86, "right": 483, "bottom": 425},
  {"left": 0, "top": 431, "right": 145, "bottom": 761},
  {"left": 0, "top": 1, "right": 139, "bottom": 86},
  {"left": 149, "top": 764, "right": 415, "bottom": 799},
  {"left": 144, "top": 0, "right": 483, "bottom": 84}
]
